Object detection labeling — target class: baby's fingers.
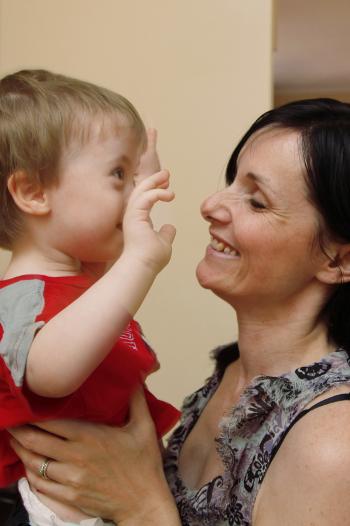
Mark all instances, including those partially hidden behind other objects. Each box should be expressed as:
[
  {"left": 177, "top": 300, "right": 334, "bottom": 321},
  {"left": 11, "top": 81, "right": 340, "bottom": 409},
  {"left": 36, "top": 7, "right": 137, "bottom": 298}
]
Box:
[
  {"left": 134, "top": 188, "right": 175, "bottom": 212},
  {"left": 146, "top": 128, "right": 158, "bottom": 154},
  {"left": 136, "top": 128, "right": 161, "bottom": 180},
  {"left": 128, "top": 171, "right": 174, "bottom": 213},
  {"left": 132, "top": 169, "right": 170, "bottom": 196}
]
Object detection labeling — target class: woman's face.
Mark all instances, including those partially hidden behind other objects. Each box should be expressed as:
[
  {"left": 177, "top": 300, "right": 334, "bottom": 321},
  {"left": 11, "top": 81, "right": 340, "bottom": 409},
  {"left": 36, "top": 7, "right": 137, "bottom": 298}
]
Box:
[{"left": 196, "top": 127, "right": 330, "bottom": 307}]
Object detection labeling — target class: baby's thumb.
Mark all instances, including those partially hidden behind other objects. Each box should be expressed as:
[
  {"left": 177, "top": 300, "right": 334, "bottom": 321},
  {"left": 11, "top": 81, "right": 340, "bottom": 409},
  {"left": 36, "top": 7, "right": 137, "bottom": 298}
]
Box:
[{"left": 159, "top": 224, "right": 176, "bottom": 245}]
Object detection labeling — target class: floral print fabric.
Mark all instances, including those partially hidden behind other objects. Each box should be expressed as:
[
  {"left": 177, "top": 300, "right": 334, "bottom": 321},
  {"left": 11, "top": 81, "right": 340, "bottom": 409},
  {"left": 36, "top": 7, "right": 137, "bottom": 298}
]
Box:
[{"left": 164, "top": 346, "right": 350, "bottom": 525}]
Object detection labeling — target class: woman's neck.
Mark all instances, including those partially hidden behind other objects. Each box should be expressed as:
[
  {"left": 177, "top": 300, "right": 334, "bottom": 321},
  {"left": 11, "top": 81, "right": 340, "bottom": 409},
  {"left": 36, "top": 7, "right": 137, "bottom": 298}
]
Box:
[
  {"left": 236, "top": 318, "right": 333, "bottom": 381},
  {"left": 233, "top": 288, "right": 335, "bottom": 382}
]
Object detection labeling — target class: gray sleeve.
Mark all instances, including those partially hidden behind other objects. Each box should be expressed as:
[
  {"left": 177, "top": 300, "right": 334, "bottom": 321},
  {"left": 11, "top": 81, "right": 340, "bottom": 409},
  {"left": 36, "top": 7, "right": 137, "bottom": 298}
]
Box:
[{"left": 0, "top": 279, "right": 46, "bottom": 387}]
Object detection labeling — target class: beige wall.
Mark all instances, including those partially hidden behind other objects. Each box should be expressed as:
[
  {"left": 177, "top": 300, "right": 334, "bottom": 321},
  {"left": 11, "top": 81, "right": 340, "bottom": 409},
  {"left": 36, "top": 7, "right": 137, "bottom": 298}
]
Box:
[
  {"left": 0, "top": 0, "right": 273, "bottom": 408},
  {"left": 275, "top": 89, "right": 350, "bottom": 107}
]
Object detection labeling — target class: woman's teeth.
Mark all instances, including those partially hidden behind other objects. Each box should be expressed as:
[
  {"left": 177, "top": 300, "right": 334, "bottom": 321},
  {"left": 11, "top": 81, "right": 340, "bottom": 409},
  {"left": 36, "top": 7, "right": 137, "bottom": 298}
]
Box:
[{"left": 210, "top": 236, "right": 239, "bottom": 256}]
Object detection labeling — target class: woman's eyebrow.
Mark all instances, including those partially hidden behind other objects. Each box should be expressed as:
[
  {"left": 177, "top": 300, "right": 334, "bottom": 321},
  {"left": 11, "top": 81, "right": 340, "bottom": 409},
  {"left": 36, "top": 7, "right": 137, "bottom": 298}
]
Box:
[{"left": 246, "top": 172, "right": 277, "bottom": 195}]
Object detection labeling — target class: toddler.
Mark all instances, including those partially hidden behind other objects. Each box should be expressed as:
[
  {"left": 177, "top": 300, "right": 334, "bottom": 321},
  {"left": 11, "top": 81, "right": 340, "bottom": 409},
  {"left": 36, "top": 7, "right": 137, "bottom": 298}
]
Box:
[{"left": 0, "top": 69, "right": 180, "bottom": 525}]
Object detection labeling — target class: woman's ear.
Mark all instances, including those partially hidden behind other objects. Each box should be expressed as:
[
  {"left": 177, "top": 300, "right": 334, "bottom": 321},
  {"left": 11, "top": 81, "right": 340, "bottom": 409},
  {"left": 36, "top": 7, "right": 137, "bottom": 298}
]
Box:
[
  {"left": 316, "top": 244, "right": 350, "bottom": 285},
  {"left": 7, "top": 170, "right": 51, "bottom": 216}
]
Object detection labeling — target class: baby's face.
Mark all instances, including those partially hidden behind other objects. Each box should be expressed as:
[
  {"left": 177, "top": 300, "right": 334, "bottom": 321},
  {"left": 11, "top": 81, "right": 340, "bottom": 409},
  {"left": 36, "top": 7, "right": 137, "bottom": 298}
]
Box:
[{"left": 45, "top": 117, "right": 142, "bottom": 264}]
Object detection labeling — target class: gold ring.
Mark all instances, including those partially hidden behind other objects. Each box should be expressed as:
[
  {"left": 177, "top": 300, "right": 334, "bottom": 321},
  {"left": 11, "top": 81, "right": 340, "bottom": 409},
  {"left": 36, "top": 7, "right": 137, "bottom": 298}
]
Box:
[{"left": 38, "top": 458, "right": 51, "bottom": 480}]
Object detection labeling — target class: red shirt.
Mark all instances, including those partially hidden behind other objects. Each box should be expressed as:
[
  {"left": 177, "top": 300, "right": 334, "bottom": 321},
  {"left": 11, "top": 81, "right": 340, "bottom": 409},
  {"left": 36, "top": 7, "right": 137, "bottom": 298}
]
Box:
[{"left": 0, "top": 274, "right": 180, "bottom": 486}]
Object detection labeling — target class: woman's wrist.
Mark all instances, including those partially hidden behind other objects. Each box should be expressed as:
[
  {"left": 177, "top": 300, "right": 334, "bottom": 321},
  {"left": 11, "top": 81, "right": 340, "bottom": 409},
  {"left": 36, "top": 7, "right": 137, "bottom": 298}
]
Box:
[
  {"left": 115, "top": 496, "right": 181, "bottom": 526},
  {"left": 112, "top": 475, "right": 180, "bottom": 526}
]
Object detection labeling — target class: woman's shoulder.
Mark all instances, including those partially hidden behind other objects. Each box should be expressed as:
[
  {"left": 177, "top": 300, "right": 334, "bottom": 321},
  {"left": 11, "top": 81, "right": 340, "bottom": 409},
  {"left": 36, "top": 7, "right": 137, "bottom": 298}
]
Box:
[
  {"left": 254, "top": 384, "right": 350, "bottom": 525},
  {"left": 284, "top": 384, "right": 350, "bottom": 464}
]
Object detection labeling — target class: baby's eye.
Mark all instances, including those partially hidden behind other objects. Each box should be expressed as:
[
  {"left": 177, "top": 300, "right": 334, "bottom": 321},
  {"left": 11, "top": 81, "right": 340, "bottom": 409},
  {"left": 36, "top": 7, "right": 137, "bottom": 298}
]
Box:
[
  {"left": 249, "top": 198, "right": 266, "bottom": 210},
  {"left": 111, "top": 167, "right": 125, "bottom": 180}
]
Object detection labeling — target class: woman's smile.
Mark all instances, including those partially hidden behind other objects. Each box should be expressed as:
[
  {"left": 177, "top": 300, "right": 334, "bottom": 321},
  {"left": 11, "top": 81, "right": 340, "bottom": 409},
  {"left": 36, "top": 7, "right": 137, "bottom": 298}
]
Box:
[{"left": 208, "top": 235, "right": 240, "bottom": 259}]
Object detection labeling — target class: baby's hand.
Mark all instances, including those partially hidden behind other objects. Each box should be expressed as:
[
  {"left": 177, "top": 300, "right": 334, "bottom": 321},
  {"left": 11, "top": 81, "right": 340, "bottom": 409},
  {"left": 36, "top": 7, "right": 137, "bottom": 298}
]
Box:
[
  {"left": 135, "top": 128, "right": 161, "bottom": 183},
  {"left": 122, "top": 169, "right": 176, "bottom": 274}
]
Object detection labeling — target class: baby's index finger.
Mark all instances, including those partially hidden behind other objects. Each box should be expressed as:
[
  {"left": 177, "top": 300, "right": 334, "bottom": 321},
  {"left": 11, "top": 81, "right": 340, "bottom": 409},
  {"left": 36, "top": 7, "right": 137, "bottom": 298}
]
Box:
[
  {"left": 146, "top": 128, "right": 158, "bottom": 150},
  {"left": 132, "top": 169, "right": 170, "bottom": 193},
  {"left": 133, "top": 172, "right": 148, "bottom": 186},
  {"left": 136, "top": 129, "right": 161, "bottom": 178}
]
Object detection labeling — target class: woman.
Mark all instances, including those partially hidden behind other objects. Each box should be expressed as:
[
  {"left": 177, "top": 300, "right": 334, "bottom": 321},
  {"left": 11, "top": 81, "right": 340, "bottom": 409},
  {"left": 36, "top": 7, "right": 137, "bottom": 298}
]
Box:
[{"left": 8, "top": 98, "right": 350, "bottom": 525}]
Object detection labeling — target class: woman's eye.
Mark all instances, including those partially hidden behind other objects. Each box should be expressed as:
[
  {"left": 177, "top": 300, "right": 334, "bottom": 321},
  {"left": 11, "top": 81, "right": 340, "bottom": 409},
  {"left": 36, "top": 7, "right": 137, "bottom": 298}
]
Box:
[
  {"left": 249, "top": 198, "right": 266, "bottom": 210},
  {"left": 111, "top": 167, "right": 125, "bottom": 180}
]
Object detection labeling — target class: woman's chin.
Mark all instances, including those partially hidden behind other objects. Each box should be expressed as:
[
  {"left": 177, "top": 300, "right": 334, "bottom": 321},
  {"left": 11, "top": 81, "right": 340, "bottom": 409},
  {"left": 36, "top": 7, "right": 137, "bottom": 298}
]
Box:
[
  {"left": 196, "top": 261, "right": 219, "bottom": 290},
  {"left": 196, "top": 261, "right": 239, "bottom": 305}
]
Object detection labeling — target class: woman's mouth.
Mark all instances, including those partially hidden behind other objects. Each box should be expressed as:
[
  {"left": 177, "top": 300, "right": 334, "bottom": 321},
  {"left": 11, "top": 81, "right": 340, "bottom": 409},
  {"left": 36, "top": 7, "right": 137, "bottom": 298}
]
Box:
[{"left": 210, "top": 236, "right": 240, "bottom": 257}]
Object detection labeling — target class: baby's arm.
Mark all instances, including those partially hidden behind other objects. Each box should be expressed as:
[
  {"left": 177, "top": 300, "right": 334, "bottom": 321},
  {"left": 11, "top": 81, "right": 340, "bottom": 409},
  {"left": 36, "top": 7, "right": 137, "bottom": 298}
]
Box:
[{"left": 26, "top": 168, "right": 175, "bottom": 397}]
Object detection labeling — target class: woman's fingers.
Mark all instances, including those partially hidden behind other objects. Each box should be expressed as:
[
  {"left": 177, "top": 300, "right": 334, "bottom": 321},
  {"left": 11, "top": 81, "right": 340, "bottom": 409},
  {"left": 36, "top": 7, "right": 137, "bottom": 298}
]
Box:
[
  {"left": 8, "top": 424, "right": 70, "bottom": 460},
  {"left": 9, "top": 422, "right": 126, "bottom": 517},
  {"left": 10, "top": 436, "right": 46, "bottom": 474},
  {"left": 7, "top": 420, "right": 100, "bottom": 465},
  {"left": 10, "top": 436, "right": 73, "bottom": 487},
  {"left": 32, "top": 418, "right": 90, "bottom": 440},
  {"left": 25, "top": 465, "right": 96, "bottom": 516},
  {"left": 9, "top": 436, "right": 82, "bottom": 501}
]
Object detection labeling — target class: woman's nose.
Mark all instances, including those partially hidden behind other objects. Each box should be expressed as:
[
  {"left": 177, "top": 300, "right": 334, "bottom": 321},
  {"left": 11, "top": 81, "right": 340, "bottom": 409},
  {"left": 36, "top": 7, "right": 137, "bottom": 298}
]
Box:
[{"left": 200, "top": 189, "right": 232, "bottom": 223}]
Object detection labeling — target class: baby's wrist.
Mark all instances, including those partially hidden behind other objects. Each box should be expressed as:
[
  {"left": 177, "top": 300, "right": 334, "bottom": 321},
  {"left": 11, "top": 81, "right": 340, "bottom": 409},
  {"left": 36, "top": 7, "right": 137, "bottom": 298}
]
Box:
[
  {"left": 117, "top": 251, "right": 162, "bottom": 277},
  {"left": 105, "top": 253, "right": 159, "bottom": 316}
]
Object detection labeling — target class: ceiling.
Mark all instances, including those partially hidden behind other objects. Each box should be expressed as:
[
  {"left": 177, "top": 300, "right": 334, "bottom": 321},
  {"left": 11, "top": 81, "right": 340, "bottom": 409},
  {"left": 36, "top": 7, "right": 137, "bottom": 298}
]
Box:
[{"left": 274, "top": 0, "right": 350, "bottom": 92}]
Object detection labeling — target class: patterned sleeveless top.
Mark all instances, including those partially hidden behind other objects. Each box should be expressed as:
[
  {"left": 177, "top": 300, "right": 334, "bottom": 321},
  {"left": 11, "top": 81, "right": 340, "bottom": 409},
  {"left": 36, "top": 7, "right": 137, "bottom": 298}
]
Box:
[{"left": 163, "top": 344, "right": 350, "bottom": 526}]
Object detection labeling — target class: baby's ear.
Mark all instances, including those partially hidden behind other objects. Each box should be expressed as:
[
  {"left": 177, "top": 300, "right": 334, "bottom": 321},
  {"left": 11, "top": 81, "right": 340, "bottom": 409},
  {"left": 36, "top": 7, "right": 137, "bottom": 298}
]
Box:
[
  {"left": 7, "top": 170, "right": 51, "bottom": 216},
  {"left": 316, "top": 244, "right": 350, "bottom": 285}
]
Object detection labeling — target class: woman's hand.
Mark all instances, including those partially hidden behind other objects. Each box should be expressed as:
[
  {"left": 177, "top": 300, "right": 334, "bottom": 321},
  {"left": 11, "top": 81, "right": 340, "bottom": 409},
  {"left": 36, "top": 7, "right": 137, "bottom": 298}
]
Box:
[{"left": 8, "top": 389, "right": 180, "bottom": 525}]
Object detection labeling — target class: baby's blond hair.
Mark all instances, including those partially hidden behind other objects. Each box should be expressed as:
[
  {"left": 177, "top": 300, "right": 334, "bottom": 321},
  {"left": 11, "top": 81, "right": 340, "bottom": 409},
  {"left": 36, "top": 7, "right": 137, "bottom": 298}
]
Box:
[{"left": 0, "top": 69, "right": 146, "bottom": 248}]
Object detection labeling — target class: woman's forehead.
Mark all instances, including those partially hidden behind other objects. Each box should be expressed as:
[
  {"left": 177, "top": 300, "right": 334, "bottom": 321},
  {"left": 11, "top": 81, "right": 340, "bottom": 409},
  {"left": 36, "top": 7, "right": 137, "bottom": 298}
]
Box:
[
  {"left": 238, "top": 128, "right": 302, "bottom": 173},
  {"left": 236, "top": 127, "right": 309, "bottom": 199},
  {"left": 238, "top": 126, "right": 301, "bottom": 163}
]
